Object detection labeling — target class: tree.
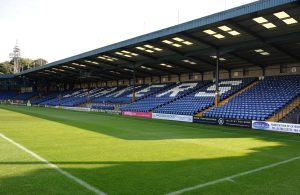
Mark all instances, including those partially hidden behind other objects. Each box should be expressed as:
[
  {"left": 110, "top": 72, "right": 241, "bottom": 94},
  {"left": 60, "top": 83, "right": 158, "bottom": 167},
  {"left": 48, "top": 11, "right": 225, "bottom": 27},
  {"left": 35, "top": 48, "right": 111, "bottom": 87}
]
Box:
[
  {"left": 0, "top": 61, "right": 13, "bottom": 74},
  {"left": 18, "top": 58, "right": 34, "bottom": 71},
  {"left": 31, "top": 58, "right": 48, "bottom": 67},
  {"left": 3, "top": 57, "right": 48, "bottom": 72}
]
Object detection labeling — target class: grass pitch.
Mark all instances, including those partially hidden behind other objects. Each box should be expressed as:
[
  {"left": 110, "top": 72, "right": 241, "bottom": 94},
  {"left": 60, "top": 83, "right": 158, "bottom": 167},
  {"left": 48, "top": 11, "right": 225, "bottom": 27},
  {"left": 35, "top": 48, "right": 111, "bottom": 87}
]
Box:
[{"left": 0, "top": 105, "right": 300, "bottom": 195}]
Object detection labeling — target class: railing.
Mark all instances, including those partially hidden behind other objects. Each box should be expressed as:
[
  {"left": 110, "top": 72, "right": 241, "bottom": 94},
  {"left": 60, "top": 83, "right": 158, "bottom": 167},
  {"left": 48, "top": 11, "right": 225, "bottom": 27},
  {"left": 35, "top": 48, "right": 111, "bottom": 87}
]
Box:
[
  {"left": 272, "top": 96, "right": 300, "bottom": 122},
  {"left": 196, "top": 80, "right": 259, "bottom": 117}
]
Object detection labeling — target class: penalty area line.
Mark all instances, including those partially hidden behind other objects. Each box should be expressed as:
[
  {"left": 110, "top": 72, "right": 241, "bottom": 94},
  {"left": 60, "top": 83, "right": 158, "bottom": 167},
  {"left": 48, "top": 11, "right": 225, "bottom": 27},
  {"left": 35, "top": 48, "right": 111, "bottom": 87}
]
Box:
[
  {"left": 0, "top": 133, "right": 106, "bottom": 195},
  {"left": 167, "top": 155, "right": 300, "bottom": 195}
]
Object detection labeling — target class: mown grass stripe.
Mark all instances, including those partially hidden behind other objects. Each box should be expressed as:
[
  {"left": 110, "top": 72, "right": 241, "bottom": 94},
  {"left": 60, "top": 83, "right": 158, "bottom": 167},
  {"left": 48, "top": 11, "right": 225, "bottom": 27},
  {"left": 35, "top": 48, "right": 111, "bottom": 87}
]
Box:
[
  {"left": 0, "top": 133, "right": 106, "bottom": 195},
  {"left": 167, "top": 155, "right": 300, "bottom": 195}
]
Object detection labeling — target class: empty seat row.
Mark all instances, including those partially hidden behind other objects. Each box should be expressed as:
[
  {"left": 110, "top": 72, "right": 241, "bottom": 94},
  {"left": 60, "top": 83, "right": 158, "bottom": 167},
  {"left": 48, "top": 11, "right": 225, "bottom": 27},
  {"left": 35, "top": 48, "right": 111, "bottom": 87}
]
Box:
[
  {"left": 204, "top": 75, "right": 300, "bottom": 121},
  {"left": 121, "top": 81, "right": 209, "bottom": 112},
  {"left": 153, "top": 78, "right": 256, "bottom": 115}
]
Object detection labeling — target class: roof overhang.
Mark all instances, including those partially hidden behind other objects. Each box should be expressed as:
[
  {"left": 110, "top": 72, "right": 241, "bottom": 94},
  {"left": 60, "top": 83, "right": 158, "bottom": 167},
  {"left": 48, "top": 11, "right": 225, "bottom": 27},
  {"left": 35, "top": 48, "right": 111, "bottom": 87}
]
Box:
[{"left": 16, "top": 0, "right": 300, "bottom": 82}]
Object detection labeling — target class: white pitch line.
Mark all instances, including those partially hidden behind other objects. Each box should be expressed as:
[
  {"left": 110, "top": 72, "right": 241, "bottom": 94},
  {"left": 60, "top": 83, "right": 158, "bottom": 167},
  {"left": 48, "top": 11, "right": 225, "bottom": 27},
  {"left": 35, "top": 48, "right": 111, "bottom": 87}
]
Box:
[
  {"left": 0, "top": 133, "right": 106, "bottom": 195},
  {"left": 167, "top": 155, "right": 300, "bottom": 195}
]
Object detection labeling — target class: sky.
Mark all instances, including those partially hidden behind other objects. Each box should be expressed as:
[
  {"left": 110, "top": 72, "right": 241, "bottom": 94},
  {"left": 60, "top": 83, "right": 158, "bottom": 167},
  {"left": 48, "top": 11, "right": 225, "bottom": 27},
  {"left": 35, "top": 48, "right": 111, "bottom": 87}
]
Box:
[{"left": 0, "top": 0, "right": 257, "bottom": 63}]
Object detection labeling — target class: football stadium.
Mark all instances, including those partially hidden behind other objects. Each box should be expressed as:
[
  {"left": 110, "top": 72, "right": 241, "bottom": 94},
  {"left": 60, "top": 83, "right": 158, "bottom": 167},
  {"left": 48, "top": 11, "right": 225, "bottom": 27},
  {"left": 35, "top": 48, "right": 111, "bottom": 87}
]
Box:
[{"left": 1, "top": 0, "right": 300, "bottom": 194}]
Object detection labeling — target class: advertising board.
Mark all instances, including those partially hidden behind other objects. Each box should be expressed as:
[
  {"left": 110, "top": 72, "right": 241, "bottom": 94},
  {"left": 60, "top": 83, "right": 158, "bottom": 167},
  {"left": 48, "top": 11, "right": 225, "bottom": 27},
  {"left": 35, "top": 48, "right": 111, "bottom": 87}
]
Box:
[
  {"left": 122, "top": 111, "right": 152, "bottom": 118},
  {"left": 193, "top": 117, "right": 252, "bottom": 128},
  {"left": 252, "top": 121, "right": 300, "bottom": 134},
  {"left": 153, "top": 113, "right": 193, "bottom": 122}
]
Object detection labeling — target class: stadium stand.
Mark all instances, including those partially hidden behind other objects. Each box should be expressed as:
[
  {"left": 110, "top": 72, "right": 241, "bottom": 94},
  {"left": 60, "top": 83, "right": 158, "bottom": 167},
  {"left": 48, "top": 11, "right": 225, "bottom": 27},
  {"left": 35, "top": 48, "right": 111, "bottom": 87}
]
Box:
[
  {"left": 154, "top": 78, "right": 256, "bottom": 115},
  {"left": 31, "top": 92, "right": 60, "bottom": 105},
  {"left": 39, "top": 89, "right": 86, "bottom": 106},
  {"left": 203, "top": 75, "right": 300, "bottom": 121},
  {"left": 109, "top": 83, "right": 172, "bottom": 104},
  {"left": 121, "top": 81, "right": 207, "bottom": 112},
  {"left": 39, "top": 88, "right": 113, "bottom": 107},
  {"left": 11, "top": 92, "right": 37, "bottom": 101},
  {"left": 34, "top": 86, "right": 148, "bottom": 107},
  {"left": 90, "top": 85, "right": 150, "bottom": 110},
  {"left": 2, "top": 76, "right": 299, "bottom": 122},
  {"left": 0, "top": 90, "right": 17, "bottom": 100},
  {"left": 103, "top": 85, "right": 147, "bottom": 104},
  {"left": 91, "top": 84, "right": 173, "bottom": 110},
  {"left": 91, "top": 86, "right": 127, "bottom": 103}
]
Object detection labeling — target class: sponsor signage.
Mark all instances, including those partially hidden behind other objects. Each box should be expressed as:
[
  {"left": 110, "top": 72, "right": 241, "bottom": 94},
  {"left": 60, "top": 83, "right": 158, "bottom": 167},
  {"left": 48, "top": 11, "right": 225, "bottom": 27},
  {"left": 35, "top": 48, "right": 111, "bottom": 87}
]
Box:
[
  {"left": 91, "top": 109, "right": 121, "bottom": 115},
  {"left": 61, "top": 106, "right": 91, "bottom": 112},
  {"left": 122, "top": 111, "right": 152, "bottom": 118},
  {"left": 252, "top": 121, "right": 300, "bottom": 134},
  {"left": 152, "top": 113, "right": 193, "bottom": 122},
  {"left": 193, "top": 117, "right": 252, "bottom": 128},
  {"left": 193, "top": 116, "right": 218, "bottom": 125}
]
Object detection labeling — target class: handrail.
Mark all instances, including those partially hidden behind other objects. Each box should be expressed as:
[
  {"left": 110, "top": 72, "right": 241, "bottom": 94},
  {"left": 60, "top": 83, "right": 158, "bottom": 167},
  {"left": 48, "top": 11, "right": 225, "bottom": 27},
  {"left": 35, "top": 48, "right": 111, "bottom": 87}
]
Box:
[{"left": 274, "top": 96, "right": 300, "bottom": 122}]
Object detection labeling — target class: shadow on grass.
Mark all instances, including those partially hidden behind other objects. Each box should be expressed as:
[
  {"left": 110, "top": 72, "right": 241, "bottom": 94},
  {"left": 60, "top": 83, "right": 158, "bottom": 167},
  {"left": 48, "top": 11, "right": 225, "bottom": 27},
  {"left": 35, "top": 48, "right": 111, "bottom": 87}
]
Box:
[
  {"left": 0, "top": 144, "right": 300, "bottom": 194},
  {"left": 0, "top": 106, "right": 300, "bottom": 194},
  {"left": 1, "top": 105, "right": 300, "bottom": 142}
]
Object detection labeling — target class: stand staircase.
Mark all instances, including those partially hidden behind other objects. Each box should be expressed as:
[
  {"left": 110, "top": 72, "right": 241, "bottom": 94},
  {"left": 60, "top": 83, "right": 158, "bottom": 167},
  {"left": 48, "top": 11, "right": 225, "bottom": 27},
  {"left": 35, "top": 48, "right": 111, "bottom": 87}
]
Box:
[{"left": 268, "top": 96, "right": 300, "bottom": 122}]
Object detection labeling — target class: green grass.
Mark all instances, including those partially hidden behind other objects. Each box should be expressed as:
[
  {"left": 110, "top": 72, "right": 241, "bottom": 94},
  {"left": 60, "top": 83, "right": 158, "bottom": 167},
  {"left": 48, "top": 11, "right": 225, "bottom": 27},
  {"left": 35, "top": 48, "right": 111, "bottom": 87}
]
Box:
[{"left": 0, "top": 104, "right": 300, "bottom": 195}]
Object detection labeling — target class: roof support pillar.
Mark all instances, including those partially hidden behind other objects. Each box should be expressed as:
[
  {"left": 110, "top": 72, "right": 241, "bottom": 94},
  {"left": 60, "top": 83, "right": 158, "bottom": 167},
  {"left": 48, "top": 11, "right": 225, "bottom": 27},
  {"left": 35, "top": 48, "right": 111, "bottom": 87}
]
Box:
[
  {"left": 243, "top": 68, "right": 246, "bottom": 77},
  {"left": 215, "top": 51, "right": 220, "bottom": 106},
  {"left": 46, "top": 85, "right": 50, "bottom": 93},
  {"left": 132, "top": 64, "right": 136, "bottom": 103},
  {"left": 279, "top": 65, "right": 287, "bottom": 74},
  {"left": 87, "top": 89, "right": 91, "bottom": 105}
]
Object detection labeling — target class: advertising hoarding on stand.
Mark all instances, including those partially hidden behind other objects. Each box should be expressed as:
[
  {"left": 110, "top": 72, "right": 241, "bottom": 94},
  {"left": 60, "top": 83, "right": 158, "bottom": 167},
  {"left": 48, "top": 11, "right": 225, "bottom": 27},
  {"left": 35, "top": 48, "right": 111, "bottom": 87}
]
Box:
[{"left": 193, "top": 116, "right": 252, "bottom": 128}]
